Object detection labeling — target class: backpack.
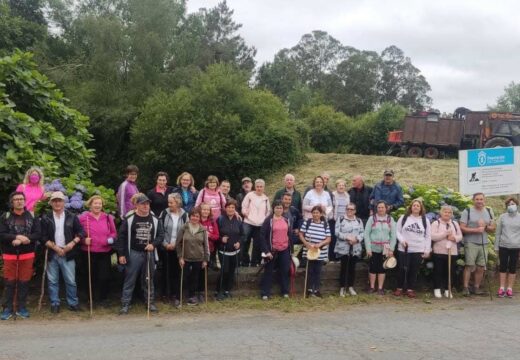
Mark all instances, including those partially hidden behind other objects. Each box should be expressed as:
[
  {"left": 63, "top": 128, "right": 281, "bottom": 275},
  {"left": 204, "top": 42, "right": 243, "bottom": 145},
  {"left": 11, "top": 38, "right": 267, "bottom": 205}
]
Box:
[
  {"left": 371, "top": 214, "right": 392, "bottom": 228},
  {"left": 400, "top": 213, "right": 428, "bottom": 230},
  {"left": 304, "top": 217, "right": 328, "bottom": 233},
  {"left": 339, "top": 216, "right": 363, "bottom": 228},
  {"left": 465, "top": 207, "right": 493, "bottom": 223}
]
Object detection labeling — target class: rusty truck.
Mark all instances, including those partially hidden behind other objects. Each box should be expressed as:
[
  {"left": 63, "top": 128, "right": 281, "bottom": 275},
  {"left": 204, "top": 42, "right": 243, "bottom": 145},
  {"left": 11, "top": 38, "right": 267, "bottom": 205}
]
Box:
[{"left": 387, "top": 108, "right": 520, "bottom": 158}]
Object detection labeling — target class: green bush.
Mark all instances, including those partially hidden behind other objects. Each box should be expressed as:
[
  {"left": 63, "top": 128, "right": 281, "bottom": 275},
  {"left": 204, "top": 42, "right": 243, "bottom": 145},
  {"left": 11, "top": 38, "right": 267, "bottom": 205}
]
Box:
[{"left": 131, "top": 63, "right": 304, "bottom": 189}]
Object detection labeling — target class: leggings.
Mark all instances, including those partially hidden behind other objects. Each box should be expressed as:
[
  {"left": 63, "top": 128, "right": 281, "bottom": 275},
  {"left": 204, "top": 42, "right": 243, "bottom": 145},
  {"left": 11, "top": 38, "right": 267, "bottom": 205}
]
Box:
[
  {"left": 339, "top": 255, "right": 358, "bottom": 287},
  {"left": 499, "top": 247, "right": 520, "bottom": 274},
  {"left": 397, "top": 251, "right": 422, "bottom": 290},
  {"left": 432, "top": 254, "right": 457, "bottom": 290}
]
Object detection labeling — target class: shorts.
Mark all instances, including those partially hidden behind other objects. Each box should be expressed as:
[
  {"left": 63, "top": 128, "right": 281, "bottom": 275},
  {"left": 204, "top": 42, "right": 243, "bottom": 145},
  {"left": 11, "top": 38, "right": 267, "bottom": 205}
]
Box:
[
  {"left": 369, "top": 252, "right": 385, "bottom": 274},
  {"left": 464, "top": 242, "right": 488, "bottom": 267}
]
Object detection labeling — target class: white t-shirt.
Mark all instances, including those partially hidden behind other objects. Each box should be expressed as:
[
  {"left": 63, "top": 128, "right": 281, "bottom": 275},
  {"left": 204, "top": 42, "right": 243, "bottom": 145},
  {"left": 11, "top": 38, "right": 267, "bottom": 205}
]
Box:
[{"left": 53, "top": 211, "right": 66, "bottom": 247}]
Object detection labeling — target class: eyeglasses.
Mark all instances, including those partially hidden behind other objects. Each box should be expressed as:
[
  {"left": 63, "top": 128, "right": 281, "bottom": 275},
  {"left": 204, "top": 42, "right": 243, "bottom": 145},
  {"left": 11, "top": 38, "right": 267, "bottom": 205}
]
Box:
[
  {"left": 347, "top": 208, "right": 355, "bottom": 211},
  {"left": 12, "top": 198, "right": 25, "bottom": 202}
]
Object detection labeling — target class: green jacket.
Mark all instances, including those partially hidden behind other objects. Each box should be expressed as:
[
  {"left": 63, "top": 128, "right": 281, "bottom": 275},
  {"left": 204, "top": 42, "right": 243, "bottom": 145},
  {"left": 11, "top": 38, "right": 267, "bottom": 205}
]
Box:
[
  {"left": 274, "top": 188, "right": 302, "bottom": 213},
  {"left": 364, "top": 215, "right": 397, "bottom": 254}
]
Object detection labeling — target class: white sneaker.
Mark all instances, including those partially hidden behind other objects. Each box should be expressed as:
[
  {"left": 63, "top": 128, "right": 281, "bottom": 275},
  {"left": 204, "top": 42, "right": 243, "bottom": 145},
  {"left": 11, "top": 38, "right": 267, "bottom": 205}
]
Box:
[
  {"left": 444, "top": 290, "right": 453, "bottom": 299},
  {"left": 433, "top": 289, "right": 442, "bottom": 298},
  {"left": 339, "top": 287, "right": 346, "bottom": 297},
  {"left": 348, "top": 287, "right": 357, "bottom": 296}
]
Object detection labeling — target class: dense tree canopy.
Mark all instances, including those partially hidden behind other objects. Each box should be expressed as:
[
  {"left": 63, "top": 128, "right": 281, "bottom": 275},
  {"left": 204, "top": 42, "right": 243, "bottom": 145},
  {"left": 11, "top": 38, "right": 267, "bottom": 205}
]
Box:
[{"left": 489, "top": 82, "right": 520, "bottom": 113}]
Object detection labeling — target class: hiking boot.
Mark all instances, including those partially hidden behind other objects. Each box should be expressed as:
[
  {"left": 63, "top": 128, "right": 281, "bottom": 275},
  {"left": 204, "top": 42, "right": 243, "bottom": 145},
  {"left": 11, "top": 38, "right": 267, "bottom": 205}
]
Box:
[
  {"left": 462, "top": 287, "right": 471, "bottom": 297},
  {"left": 149, "top": 303, "right": 159, "bottom": 312},
  {"left": 68, "top": 304, "right": 82, "bottom": 312},
  {"left": 187, "top": 297, "right": 198, "bottom": 306},
  {"left": 224, "top": 291, "right": 232, "bottom": 299},
  {"left": 433, "top": 289, "right": 442, "bottom": 299},
  {"left": 444, "top": 290, "right": 453, "bottom": 299},
  {"left": 406, "top": 290, "right": 417, "bottom": 299},
  {"left": 506, "top": 288, "right": 514, "bottom": 298},
  {"left": 339, "top": 287, "right": 346, "bottom": 297},
  {"left": 50, "top": 305, "right": 60, "bottom": 314},
  {"left": 348, "top": 287, "right": 357, "bottom": 296},
  {"left": 498, "top": 288, "right": 506, "bottom": 298},
  {"left": 377, "top": 289, "right": 385, "bottom": 296},
  {"left": 119, "top": 303, "right": 130, "bottom": 315},
  {"left": 313, "top": 291, "right": 322, "bottom": 298},
  {"left": 393, "top": 289, "right": 403, "bottom": 297},
  {"left": 216, "top": 293, "right": 226, "bottom": 301},
  {"left": 16, "top": 308, "right": 30, "bottom": 319},
  {"left": 1, "top": 308, "right": 13, "bottom": 320},
  {"left": 367, "top": 288, "right": 376, "bottom": 294}
]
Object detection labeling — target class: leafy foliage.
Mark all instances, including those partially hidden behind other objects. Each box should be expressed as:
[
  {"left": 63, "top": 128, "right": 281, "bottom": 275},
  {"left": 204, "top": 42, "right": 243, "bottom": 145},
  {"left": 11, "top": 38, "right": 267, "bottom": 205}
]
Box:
[
  {"left": 489, "top": 81, "right": 520, "bottom": 113},
  {"left": 0, "top": 0, "right": 46, "bottom": 54},
  {"left": 131, "top": 63, "right": 304, "bottom": 189},
  {"left": 0, "top": 51, "right": 95, "bottom": 199}
]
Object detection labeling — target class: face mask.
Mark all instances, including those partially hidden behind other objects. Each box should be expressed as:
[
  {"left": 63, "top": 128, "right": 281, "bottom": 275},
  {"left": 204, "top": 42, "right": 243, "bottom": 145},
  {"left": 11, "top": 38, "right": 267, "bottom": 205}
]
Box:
[
  {"left": 508, "top": 204, "right": 518, "bottom": 213},
  {"left": 29, "top": 174, "right": 40, "bottom": 184}
]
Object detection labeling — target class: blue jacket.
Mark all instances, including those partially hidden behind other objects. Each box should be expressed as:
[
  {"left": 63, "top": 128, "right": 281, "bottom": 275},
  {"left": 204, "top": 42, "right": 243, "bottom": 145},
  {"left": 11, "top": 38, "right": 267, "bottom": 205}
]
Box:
[{"left": 370, "top": 181, "right": 404, "bottom": 211}]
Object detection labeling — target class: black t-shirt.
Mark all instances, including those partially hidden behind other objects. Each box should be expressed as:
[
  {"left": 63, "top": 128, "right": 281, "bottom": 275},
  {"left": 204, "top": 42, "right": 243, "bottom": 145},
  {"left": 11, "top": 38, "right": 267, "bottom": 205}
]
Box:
[{"left": 130, "top": 214, "right": 154, "bottom": 252}]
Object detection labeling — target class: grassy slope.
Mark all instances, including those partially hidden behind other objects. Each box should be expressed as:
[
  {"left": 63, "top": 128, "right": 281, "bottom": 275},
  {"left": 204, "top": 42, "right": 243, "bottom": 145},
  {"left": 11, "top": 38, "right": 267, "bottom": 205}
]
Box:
[{"left": 264, "top": 153, "right": 504, "bottom": 211}]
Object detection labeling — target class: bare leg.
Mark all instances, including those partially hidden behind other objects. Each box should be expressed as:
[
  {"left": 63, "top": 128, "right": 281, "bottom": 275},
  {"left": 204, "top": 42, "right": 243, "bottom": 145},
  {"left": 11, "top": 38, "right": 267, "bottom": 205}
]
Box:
[
  {"left": 499, "top": 272, "right": 507, "bottom": 288},
  {"left": 369, "top": 273, "right": 376, "bottom": 289},
  {"left": 377, "top": 274, "right": 386, "bottom": 290},
  {"left": 474, "top": 266, "right": 484, "bottom": 288},
  {"left": 463, "top": 266, "right": 472, "bottom": 288},
  {"left": 507, "top": 274, "right": 516, "bottom": 289}
]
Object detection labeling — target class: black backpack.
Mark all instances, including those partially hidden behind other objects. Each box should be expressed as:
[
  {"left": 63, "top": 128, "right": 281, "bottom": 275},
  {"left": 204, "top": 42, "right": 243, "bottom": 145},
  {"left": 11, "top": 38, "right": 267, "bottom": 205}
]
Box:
[{"left": 400, "top": 213, "right": 428, "bottom": 230}]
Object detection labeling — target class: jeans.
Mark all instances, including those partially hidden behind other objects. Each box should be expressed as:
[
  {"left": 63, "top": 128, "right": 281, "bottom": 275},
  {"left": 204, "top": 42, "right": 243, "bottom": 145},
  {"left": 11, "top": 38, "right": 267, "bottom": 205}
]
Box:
[
  {"left": 121, "top": 250, "right": 155, "bottom": 305},
  {"left": 216, "top": 252, "right": 238, "bottom": 293},
  {"left": 307, "top": 260, "right": 323, "bottom": 292},
  {"left": 47, "top": 255, "right": 79, "bottom": 306},
  {"left": 241, "top": 223, "right": 262, "bottom": 266},
  {"left": 261, "top": 248, "right": 290, "bottom": 297}
]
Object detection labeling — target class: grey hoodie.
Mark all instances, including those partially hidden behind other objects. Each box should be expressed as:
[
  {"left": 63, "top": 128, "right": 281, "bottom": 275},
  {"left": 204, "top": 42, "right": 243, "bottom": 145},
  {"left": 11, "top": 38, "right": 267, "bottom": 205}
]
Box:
[{"left": 495, "top": 212, "right": 520, "bottom": 250}]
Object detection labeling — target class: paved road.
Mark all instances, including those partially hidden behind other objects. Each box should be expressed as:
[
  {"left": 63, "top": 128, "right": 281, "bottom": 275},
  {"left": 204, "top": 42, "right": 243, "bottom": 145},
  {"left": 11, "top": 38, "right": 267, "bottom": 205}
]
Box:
[{"left": 2, "top": 299, "right": 519, "bottom": 360}]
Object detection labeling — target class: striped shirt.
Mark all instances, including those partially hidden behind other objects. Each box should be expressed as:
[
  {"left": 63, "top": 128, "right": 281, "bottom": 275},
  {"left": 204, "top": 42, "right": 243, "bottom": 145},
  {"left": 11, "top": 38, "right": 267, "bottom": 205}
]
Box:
[{"left": 300, "top": 220, "right": 331, "bottom": 261}]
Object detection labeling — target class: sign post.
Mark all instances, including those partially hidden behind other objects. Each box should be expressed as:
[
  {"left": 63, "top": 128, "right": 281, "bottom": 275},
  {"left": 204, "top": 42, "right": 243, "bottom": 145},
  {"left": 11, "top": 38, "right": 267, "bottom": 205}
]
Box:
[{"left": 459, "top": 147, "right": 520, "bottom": 196}]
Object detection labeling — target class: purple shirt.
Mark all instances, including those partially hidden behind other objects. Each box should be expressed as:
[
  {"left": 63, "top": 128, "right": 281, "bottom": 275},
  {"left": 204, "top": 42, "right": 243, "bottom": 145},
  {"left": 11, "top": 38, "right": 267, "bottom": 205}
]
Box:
[{"left": 117, "top": 180, "right": 139, "bottom": 218}]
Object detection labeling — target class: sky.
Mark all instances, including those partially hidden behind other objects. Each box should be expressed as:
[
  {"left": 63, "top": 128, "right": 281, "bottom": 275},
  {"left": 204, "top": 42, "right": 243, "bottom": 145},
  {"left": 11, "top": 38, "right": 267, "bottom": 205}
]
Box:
[{"left": 187, "top": 0, "right": 520, "bottom": 113}]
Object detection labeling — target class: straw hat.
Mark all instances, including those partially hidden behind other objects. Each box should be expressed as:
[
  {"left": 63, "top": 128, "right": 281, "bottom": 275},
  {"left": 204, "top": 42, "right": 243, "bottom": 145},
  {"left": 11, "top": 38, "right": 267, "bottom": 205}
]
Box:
[
  {"left": 383, "top": 256, "right": 397, "bottom": 269},
  {"left": 306, "top": 247, "right": 320, "bottom": 261}
]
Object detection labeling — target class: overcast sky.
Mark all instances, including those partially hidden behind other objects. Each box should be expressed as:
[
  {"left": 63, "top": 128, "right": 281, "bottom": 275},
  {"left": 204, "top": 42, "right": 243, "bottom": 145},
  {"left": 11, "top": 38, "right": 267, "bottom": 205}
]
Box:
[{"left": 188, "top": 0, "right": 520, "bottom": 113}]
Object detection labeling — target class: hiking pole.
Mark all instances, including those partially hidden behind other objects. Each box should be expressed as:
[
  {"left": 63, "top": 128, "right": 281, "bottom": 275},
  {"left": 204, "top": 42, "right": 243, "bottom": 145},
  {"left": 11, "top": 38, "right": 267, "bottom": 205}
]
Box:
[
  {"left": 38, "top": 248, "right": 48, "bottom": 312},
  {"left": 146, "top": 233, "right": 151, "bottom": 320},
  {"left": 87, "top": 216, "right": 93, "bottom": 317},
  {"left": 481, "top": 233, "right": 493, "bottom": 301},
  {"left": 219, "top": 244, "right": 226, "bottom": 297},
  {"left": 13, "top": 248, "right": 20, "bottom": 321}
]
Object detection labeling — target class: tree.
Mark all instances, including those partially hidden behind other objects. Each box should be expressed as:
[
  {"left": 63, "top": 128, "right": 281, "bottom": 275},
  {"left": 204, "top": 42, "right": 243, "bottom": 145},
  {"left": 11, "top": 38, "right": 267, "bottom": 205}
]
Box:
[
  {"left": 0, "top": 51, "right": 95, "bottom": 198},
  {"left": 378, "top": 45, "right": 431, "bottom": 111},
  {"left": 490, "top": 82, "right": 520, "bottom": 112},
  {"left": 131, "top": 64, "right": 303, "bottom": 189}
]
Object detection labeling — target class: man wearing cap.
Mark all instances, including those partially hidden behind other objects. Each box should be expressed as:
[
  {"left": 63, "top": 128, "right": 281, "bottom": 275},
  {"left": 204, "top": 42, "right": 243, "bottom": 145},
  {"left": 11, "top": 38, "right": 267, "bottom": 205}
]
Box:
[
  {"left": 274, "top": 174, "right": 302, "bottom": 213},
  {"left": 0, "top": 192, "right": 41, "bottom": 320},
  {"left": 369, "top": 170, "right": 404, "bottom": 213},
  {"left": 235, "top": 177, "right": 252, "bottom": 217},
  {"left": 41, "top": 191, "right": 85, "bottom": 313},
  {"left": 115, "top": 194, "right": 165, "bottom": 314}
]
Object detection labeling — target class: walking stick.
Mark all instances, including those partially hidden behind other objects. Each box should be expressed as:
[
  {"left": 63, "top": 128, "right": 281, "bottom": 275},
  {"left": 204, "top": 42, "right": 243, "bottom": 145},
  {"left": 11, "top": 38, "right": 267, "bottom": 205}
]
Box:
[
  {"left": 13, "top": 249, "right": 20, "bottom": 320},
  {"left": 38, "top": 248, "right": 48, "bottom": 312},
  {"left": 147, "top": 250, "right": 151, "bottom": 319},
  {"left": 303, "top": 256, "right": 309, "bottom": 299},
  {"left": 86, "top": 216, "right": 93, "bottom": 317},
  {"left": 448, "top": 246, "right": 452, "bottom": 299},
  {"left": 179, "top": 236, "right": 185, "bottom": 308},
  {"left": 205, "top": 265, "right": 208, "bottom": 305}
]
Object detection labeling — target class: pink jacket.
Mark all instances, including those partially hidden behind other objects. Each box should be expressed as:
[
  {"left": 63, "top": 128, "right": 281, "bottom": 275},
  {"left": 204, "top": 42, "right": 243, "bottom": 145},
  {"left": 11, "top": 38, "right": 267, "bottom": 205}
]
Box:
[
  {"left": 16, "top": 183, "right": 45, "bottom": 212},
  {"left": 79, "top": 212, "right": 117, "bottom": 253},
  {"left": 195, "top": 188, "right": 226, "bottom": 219},
  {"left": 430, "top": 219, "right": 463, "bottom": 255},
  {"left": 241, "top": 192, "right": 270, "bottom": 226}
]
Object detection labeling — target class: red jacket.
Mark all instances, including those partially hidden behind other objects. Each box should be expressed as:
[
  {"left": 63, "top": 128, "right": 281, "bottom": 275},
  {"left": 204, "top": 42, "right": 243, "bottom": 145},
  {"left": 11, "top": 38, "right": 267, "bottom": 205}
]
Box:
[{"left": 201, "top": 218, "right": 219, "bottom": 252}]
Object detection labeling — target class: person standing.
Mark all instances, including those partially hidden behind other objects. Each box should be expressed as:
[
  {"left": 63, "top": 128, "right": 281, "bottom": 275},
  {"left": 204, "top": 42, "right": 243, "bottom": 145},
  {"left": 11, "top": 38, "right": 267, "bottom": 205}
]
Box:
[
  {"left": 495, "top": 197, "right": 520, "bottom": 298},
  {"left": 117, "top": 165, "right": 140, "bottom": 219},
  {"left": 459, "top": 192, "right": 495, "bottom": 296},
  {"left": 364, "top": 200, "right": 396, "bottom": 295},
  {"left": 41, "top": 191, "right": 85, "bottom": 313},
  {"left": 159, "top": 193, "right": 187, "bottom": 306},
  {"left": 334, "top": 203, "right": 363, "bottom": 297},
  {"left": 177, "top": 207, "right": 209, "bottom": 306},
  {"left": 274, "top": 174, "right": 302, "bottom": 212},
  {"left": 393, "top": 199, "right": 431, "bottom": 298},
  {"left": 241, "top": 179, "right": 270, "bottom": 267},
  {"left": 173, "top": 172, "right": 198, "bottom": 213},
  {"left": 369, "top": 169, "right": 404, "bottom": 213},
  {"left": 260, "top": 201, "right": 292, "bottom": 300},
  {"left": 431, "top": 205, "right": 462, "bottom": 298},
  {"left": 299, "top": 206, "right": 331, "bottom": 297},
  {"left": 220, "top": 180, "right": 234, "bottom": 203},
  {"left": 116, "top": 194, "right": 164, "bottom": 314},
  {"left": 78, "top": 195, "right": 117, "bottom": 307},
  {"left": 198, "top": 203, "right": 220, "bottom": 299},
  {"left": 0, "top": 192, "right": 41, "bottom": 320},
  {"left": 348, "top": 175, "right": 372, "bottom": 225},
  {"left": 15, "top": 167, "right": 47, "bottom": 213},
  {"left": 330, "top": 179, "right": 350, "bottom": 261},
  {"left": 281, "top": 192, "right": 303, "bottom": 248},
  {"left": 147, "top": 171, "right": 175, "bottom": 217},
  {"left": 302, "top": 176, "right": 333, "bottom": 221},
  {"left": 195, "top": 175, "right": 227, "bottom": 220},
  {"left": 215, "top": 200, "right": 242, "bottom": 300},
  {"left": 235, "top": 177, "right": 253, "bottom": 216}
]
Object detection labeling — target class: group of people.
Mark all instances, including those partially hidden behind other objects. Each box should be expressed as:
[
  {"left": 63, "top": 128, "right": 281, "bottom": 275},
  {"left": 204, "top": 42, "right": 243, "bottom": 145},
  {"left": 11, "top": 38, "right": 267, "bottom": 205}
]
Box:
[{"left": 1, "top": 165, "right": 519, "bottom": 320}]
